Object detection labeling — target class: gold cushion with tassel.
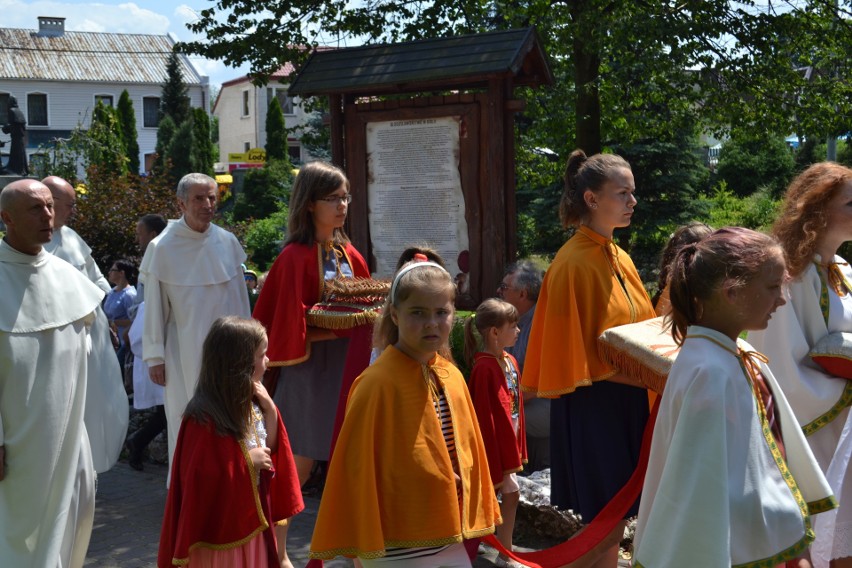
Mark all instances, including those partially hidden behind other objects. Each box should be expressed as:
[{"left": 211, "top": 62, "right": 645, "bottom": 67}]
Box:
[
  {"left": 597, "top": 316, "right": 680, "bottom": 393},
  {"left": 306, "top": 277, "right": 391, "bottom": 330}
]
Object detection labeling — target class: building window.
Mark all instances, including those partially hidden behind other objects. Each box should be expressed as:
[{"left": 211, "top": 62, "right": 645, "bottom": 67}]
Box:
[
  {"left": 288, "top": 144, "right": 302, "bottom": 164},
  {"left": 27, "top": 93, "right": 48, "bottom": 126},
  {"left": 95, "top": 94, "right": 114, "bottom": 107},
  {"left": 0, "top": 93, "right": 9, "bottom": 121},
  {"left": 143, "top": 97, "right": 160, "bottom": 128},
  {"left": 244, "top": 142, "right": 251, "bottom": 152},
  {"left": 266, "top": 87, "right": 294, "bottom": 115},
  {"left": 242, "top": 91, "right": 250, "bottom": 117}
]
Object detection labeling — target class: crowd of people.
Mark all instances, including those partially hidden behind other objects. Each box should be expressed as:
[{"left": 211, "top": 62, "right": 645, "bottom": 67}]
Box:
[{"left": 2, "top": 154, "right": 852, "bottom": 568}]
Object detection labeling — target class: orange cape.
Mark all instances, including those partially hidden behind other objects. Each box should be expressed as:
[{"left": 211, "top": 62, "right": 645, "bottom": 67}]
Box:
[
  {"left": 522, "top": 226, "right": 654, "bottom": 397},
  {"left": 310, "top": 347, "right": 501, "bottom": 559},
  {"left": 469, "top": 352, "right": 527, "bottom": 487},
  {"left": 253, "top": 241, "right": 369, "bottom": 366}
]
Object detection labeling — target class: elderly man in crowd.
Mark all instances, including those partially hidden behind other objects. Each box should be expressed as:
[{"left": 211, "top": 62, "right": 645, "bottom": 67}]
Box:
[
  {"left": 0, "top": 180, "right": 103, "bottom": 567},
  {"left": 499, "top": 259, "right": 550, "bottom": 472},
  {"left": 142, "top": 173, "right": 250, "bottom": 471},
  {"left": 42, "top": 175, "right": 128, "bottom": 473}
]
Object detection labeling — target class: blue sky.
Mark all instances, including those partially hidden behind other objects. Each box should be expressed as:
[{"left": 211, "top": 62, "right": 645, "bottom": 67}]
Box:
[{"left": 2, "top": 0, "right": 250, "bottom": 87}]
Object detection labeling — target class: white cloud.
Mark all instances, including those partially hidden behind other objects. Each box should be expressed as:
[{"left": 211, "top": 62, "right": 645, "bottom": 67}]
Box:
[
  {"left": 173, "top": 4, "right": 197, "bottom": 25},
  {"left": 2, "top": 1, "right": 169, "bottom": 34}
]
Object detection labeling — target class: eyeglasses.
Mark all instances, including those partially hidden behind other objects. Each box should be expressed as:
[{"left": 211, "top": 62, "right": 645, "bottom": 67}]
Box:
[{"left": 317, "top": 193, "right": 352, "bottom": 205}]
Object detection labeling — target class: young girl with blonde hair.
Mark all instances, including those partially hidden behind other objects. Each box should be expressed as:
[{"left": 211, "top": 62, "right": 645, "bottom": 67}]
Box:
[
  {"left": 310, "top": 255, "right": 500, "bottom": 566},
  {"left": 464, "top": 298, "right": 527, "bottom": 568}
]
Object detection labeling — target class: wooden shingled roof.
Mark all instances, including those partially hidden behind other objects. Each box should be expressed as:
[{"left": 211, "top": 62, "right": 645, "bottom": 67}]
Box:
[{"left": 288, "top": 27, "right": 553, "bottom": 97}]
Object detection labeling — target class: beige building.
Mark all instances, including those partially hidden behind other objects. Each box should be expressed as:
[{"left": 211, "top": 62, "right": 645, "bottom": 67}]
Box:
[{"left": 213, "top": 63, "right": 320, "bottom": 168}]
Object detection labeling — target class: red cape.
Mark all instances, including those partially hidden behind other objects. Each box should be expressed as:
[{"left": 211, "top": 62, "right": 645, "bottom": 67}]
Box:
[
  {"left": 253, "top": 241, "right": 370, "bottom": 366},
  {"left": 158, "top": 411, "right": 304, "bottom": 567},
  {"left": 468, "top": 352, "right": 527, "bottom": 487}
]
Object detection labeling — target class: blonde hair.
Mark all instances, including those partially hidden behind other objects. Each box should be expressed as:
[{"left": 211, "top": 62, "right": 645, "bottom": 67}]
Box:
[
  {"left": 463, "top": 298, "right": 519, "bottom": 367},
  {"left": 373, "top": 261, "right": 456, "bottom": 361}
]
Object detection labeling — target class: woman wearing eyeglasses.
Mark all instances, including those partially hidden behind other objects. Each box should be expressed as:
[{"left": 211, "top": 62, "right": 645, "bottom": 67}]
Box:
[{"left": 253, "top": 161, "right": 371, "bottom": 495}]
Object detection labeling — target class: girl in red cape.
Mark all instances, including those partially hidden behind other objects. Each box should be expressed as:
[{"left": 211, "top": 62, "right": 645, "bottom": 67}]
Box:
[
  {"left": 252, "top": 161, "right": 371, "bottom": 487},
  {"left": 465, "top": 298, "right": 527, "bottom": 568},
  {"left": 158, "top": 316, "right": 303, "bottom": 567}
]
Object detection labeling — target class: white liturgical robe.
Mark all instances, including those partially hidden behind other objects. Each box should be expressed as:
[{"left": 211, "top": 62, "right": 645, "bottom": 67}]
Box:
[
  {"left": 141, "top": 218, "right": 250, "bottom": 469},
  {"left": 0, "top": 240, "right": 104, "bottom": 568},
  {"left": 634, "top": 326, "right": 835, "bottom": 568},
  {"left": 45, "top": 224, "right": 129, "bottom": 473}
]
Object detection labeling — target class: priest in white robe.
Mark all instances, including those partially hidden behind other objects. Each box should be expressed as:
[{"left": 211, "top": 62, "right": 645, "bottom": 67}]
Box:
[
  {"left": 0, "top": 180, "right": 103, "bottom": 568},
  {"left": 141, "top": 173, "right": 250, "bottom": 471},
  {"left": 42, "top": 175, "right": 129, "bottom": 473}
]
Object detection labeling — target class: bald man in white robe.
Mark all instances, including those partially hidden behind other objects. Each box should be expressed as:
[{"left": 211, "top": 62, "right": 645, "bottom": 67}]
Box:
[
  {"left": 142, "top": 173, "right": 250, "bottom": 473},
  {"left": 0, "top": 180, "right": 103, "bottom": 567},
  {"left": 42, "top": 175, "right": 129, "bottom": 473}
]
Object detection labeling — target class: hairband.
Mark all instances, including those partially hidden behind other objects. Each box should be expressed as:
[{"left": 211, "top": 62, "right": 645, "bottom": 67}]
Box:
[{"left": 390, "top": 256, "right": 450, "bottom": 303}]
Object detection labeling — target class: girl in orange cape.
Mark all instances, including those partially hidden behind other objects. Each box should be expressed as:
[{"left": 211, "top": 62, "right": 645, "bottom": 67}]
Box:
[
  {"left": 464, "top": 298, "right": 527, "bottom": 568},
  {"left": 310, "top": 256, "right": 501, "bottom": 566},
  {"left": 521, "top": 150, "right": 655, "bottom": 568},
  {"left": 158, "top": 317, "right": 303, "bottom": 567}
]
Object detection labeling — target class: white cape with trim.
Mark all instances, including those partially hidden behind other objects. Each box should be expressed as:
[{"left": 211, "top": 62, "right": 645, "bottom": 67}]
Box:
[
  {"left": 634, "top": 326, "right": 835, "bottom": 568},
  {"left": 0, "top": 241, "right": 103, "bottom": 567},
  {"left": 45, "top": 225, "right": 129, "bottom": 473}
]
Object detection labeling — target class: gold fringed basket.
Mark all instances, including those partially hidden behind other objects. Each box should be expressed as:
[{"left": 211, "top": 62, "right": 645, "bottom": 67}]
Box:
[
  {"left": 597, "top": 316, "right": 680, "bottom": 394},
  {"left": 306, "top": 277, "right": 391, "bottom": 330}
]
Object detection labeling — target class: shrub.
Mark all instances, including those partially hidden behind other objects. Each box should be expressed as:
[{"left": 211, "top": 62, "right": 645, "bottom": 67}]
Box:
[
  {"left": 243, "top": 204, "right": 289, "bottom": 271},
  {"left": 716, "top": 132, "right": 796, "bottom": 197}
]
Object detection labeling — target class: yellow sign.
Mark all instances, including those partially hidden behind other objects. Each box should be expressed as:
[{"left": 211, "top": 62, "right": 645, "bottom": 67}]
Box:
[{"left": 228, "top": 148, "right": 267, "bottom": 163}]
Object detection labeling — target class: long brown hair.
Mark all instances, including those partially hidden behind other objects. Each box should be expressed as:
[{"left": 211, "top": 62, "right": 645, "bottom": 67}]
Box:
[
  {"left": 463, "top": 298, "right": 519, "bottom": 368},
  {"left": 286, "top": 161, "right": 351, "bottom": 246},
  {"left": 559, "top": 149, "right": 631, "bottom": 228},
  {"left": 773, "top": 162, "right": 852, "bottom": 278},
  {"left": 667, "top": 227, "right": 784, "bottom": 345},
  {"left": 184, "top": 316, "right": 267, "bottom": 439}
]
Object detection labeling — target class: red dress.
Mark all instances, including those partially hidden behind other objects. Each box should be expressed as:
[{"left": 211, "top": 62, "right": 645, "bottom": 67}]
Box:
[
  {"left": 468, "top": 352, "right": 527, "bottom": 488},
  {"left": 158, "top": 411, "right": 304, "bottom": 567},
  {"left": 253, "top": 241, "right": 372, "bottom": 458}
]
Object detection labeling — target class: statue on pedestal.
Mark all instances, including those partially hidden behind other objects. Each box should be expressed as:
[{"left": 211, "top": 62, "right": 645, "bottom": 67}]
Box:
[{"left": 2, "top": 96, "right": 29, "bottom": 175}]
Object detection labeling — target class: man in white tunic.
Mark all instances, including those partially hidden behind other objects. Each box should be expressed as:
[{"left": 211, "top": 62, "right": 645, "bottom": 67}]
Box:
[
  {"left": 42, "top": 175, "right": 129, "bottom": 473},
  {"left": 0, "top": 180, "right": 103, "bottom": 568},
  {"left": 142, "top": 173, "right": 250, "bottom": 470}
]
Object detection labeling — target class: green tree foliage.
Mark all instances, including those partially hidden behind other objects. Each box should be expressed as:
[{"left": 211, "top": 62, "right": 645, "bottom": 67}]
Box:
[
  {"left": 244, "top": 203, "right": 289, "bottom": 271},
  {"left": 179, "top": 0, "right": 851, "bottom": 157},
  {"left": 716, "top": 132, "right": 796, "bottom": 197},
  {"left": 167, "top": 118, "right": 197, "bottom": 180},
  {"left": 73, "top": 169, "right": 181, "bottom": 267},
  {"left": 233, "top": 159, "right": 294, "bottom": 222},
  {"left": 153, "top": 115, "right": 177, "bottom": 177},
  {"left": 161, "top": 50, "right": 191, "bottom": 126},
  {"left": 265, "top": 98, "right": 288, "bottom": 162},
  {"left": 117, "top": 90, "right": 141, "bottom": 174},
  {"left": 88, "top": 102, "right": 129, "bottom": 176},
  {"left": 192, "top": 107, "right": 216, "bottom": 175},
  {"left": 613, "top": 134, "right": 711, "bottom": 276}
]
